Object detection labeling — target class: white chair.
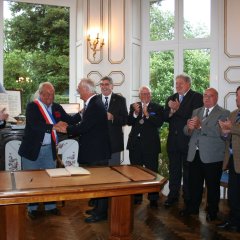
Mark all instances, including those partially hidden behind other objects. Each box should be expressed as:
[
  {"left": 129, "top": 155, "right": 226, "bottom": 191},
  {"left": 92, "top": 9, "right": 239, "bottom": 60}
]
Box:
[
  {"left": 5, "top": 140, "right": 22, "bottom": 171},
  {"left": 57, "top": 139, "right": 79, "bottom": 167}
]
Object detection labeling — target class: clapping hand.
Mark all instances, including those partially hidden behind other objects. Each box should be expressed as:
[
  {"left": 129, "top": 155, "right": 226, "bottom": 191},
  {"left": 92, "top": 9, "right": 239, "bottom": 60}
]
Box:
[
  {"left": 133, "top": 102, "right": 141, "bottom": 116},
  {"left": 168, "top": 99, "right": 180, "bottom": 112},
  {"left": 219, "top": 119, "right": 232, "bottom": 134}
]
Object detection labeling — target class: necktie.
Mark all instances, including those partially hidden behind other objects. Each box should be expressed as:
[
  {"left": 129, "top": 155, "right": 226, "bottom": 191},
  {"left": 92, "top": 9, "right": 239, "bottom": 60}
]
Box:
[
  {"left": 104, "top": 97, "right": 108, "bottom": 111},
  {"left": 205, "top": 108, "right": 209, "bottom": 118},
  {"left": 179, "top": 95, "right": 184, "bottom": 103}
]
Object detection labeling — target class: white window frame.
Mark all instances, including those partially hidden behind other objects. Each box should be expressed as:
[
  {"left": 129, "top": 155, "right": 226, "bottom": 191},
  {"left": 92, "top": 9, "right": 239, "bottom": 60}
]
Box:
[
  {"left": 0, "top": 0, "right": 77, "bottom": 102},
  {"left": 141, "top": 0, "right": 219, "bottom": 90}
]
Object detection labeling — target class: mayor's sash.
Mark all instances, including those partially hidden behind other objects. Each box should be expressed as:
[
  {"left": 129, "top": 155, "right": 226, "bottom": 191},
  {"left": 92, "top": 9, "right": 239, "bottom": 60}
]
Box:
[{"left": 34, "top": 99, "right": 58, "bottom": 145}]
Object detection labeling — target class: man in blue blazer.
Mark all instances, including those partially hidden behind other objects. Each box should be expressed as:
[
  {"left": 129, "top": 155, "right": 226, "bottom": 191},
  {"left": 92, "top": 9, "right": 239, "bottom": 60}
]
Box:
[
  {"left": 18, "top": 82, "right": 81, "bottom": 218},
  {"left": 99, "top": 76, "right": 128, "bottom": 166},
  {"left": 180, "top": 88, "right": 230, "bottom": 221},
  {"left": 60, "top": 78, "right": 111, "bottom": 223}
]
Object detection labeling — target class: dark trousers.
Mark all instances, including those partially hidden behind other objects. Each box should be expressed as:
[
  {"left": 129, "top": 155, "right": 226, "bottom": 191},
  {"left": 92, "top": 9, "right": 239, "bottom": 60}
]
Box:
[
  {"left": 129, "top": 138, "right": 159, "bottom": 201},
  {"left": 188, "top": 151, "right": 222, "bottom": 215},
  {"left": 167, "top": 150, "right": 189, "bottom": 202},
  {"left": 228, "top": 157, "right": 240, "bottom": 227},
  {"left": 80, "top": 161, "right": 108, "bottom": 216}
]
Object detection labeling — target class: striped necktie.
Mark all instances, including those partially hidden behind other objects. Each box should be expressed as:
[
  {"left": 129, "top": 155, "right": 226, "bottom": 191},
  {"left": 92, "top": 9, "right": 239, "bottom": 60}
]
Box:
[{"left": 104, "top": 97, "right": 108, "bottom": 111}]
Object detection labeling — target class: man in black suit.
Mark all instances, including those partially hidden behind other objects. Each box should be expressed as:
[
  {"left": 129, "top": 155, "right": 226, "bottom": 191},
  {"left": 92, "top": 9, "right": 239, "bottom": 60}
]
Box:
[
  {"left": 18, "top": 82, "right": 81, "bottom": 218},
  {"left": 127, "top": 86, "right": 164, "bottom": 208},
  {"left": 99, "top": 76, "right": 128, "bottom": 166},
  {"left": 60, "top": 78, "right": 111, "bottom": 223},
  {"left": 164, "top": 73, "right": 203, "bottom": 207},
  {"left": 0, "top": 108, "right": 8, "bottom": 129}
]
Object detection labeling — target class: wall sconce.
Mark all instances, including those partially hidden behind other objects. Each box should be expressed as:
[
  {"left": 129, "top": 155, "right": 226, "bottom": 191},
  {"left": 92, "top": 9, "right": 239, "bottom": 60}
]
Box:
[{"left": 87, "top": 33, "right": 104, "bottom": 60}]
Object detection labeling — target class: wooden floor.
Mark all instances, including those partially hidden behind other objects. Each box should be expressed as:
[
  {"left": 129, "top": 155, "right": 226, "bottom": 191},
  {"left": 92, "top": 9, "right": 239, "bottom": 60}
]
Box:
[{"left": 25, "top": 194, "right": 240, "bottom": 240}]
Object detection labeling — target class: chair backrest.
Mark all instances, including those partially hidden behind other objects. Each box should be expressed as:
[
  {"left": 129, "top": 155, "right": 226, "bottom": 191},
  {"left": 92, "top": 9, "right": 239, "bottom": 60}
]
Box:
[
  {"left": 58, "top": 139, "right": 79, "bottom": 167},
  {"left": 5, "top": 140, "right": 22, "bottom": 171},
  {"left": 220, "top": 171, "right": 229, "bottom": 199}
]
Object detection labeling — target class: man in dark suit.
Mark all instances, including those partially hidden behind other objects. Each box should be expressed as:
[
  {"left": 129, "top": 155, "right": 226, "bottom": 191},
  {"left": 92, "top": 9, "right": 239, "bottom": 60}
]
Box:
[
  {"left": 60, "top": 78, "right": 111, "bottom": 223},
  {"left": 99, "top": 76, "right": 128, "bottom": 166},
  {"left": 0, "top": 108, "right": 8, "bottom": 129},
  {"left": 180, "top": 88, "right": 230, "bottom": 221},
  {"left": 164, "top": 73, "right": 203, "bottom": 207},
  {"left": 218, "top": 86, "right": 240, "bottom": 232},
  {"left": 127, "top": 86, "right": 164, "bottom": 208},
  {"left": 18, "top": 82, "right": 81, "bottom": 218}
]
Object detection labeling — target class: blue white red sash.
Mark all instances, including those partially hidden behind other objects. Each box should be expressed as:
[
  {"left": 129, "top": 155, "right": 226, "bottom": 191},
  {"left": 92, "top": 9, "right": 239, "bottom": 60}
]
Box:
[{"left": 34, "top": 99, "right": 58, "bottom": 145}]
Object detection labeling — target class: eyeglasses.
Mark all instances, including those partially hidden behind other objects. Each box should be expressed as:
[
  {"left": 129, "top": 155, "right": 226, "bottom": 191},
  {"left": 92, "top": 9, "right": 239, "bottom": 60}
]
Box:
[{"left": 100, "top": 83, "right": 111, "bottom": 87}]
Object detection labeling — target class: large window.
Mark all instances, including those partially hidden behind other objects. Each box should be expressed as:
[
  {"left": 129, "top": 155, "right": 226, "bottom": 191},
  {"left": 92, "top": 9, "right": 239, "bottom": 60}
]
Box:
[
  {"left": 0, "top": 0, "right": 77, "bottom": 112},
  {"left": 142, "top": 0, "right": 217, "bottom": 97}
]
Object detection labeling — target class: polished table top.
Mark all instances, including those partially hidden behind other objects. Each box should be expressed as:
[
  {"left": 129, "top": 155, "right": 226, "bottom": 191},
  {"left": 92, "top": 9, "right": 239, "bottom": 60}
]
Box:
[{"left": 0, "top": 165, "right": 167, "bottom": 205}]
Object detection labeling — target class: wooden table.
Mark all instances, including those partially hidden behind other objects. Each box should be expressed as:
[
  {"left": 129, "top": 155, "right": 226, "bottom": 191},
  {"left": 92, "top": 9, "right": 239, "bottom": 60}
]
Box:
[{"left": 0, "top": 165, "right": 167, "bottom": 240}]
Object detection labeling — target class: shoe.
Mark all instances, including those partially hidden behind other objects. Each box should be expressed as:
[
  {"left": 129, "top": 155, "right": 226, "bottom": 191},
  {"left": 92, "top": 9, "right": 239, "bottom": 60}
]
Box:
[
  {"left": 46, "top": 208, "right": 61, "bottom": 216},
  {"left": 149, "top": 200, "right": 158, "bottom": 208},
  {"left": 164, "top": 198, "right": 178, "bottom": 208},
  {"left": 85, "top": 214, "right": 107, "bottom": 223},
  {"left": 85, "top": 209, "right": 96, "bottom": 215},
  {"left": 206, "top": 213, "right": 217, "bottom": 222},
  {"left": 217, "top": 221, "right": 240, "bottom": 232},
  {"left": 179, "top": 208, "right": 199, "bottom": 217},
  {"left": 28, "top": 210, "right": 39, "bottom": 220}
]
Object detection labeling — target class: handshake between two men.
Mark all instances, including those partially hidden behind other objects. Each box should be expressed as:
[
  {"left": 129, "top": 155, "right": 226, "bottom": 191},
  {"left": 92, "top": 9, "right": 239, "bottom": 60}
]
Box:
[{"left": 53, "top": 121, "right": 69, "bottom": 133}]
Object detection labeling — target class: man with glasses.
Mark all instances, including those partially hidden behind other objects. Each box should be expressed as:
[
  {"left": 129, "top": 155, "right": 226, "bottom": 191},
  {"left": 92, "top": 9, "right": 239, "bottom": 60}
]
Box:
[
  {"left": 99, "top": 76, "right": 128, "bottom": 166},
  {"left": 127, "top": 86, "right": 164, "bottom": 208}
]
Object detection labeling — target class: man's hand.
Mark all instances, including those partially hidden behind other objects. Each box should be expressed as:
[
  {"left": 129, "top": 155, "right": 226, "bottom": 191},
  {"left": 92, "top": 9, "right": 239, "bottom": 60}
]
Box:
[
  {"left": 133, "top": 103, "right": 141, "bottom": 116},
  {"left": 219, "top": 119, "right": 232, "bottom": 134},
  {"left": 107, "top": 112, "right": 114, "bottom": 121},
  {"left": 54, "top": 121, "right": 68, "bottom": 133},
  {"left": 187, "top": 116, "right": 201, "bottom": 130},
  {"left": 0, "top": 108, "right": 9, "bottom": 121},
  {"left": 168, "top": 99, "right": 180, "bottom": 112}
]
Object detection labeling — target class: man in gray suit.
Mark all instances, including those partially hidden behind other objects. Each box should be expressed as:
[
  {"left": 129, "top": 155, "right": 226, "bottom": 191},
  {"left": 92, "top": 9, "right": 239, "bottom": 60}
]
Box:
[{"left": 180, "top": 88, "right": 230, "bottom": 221}]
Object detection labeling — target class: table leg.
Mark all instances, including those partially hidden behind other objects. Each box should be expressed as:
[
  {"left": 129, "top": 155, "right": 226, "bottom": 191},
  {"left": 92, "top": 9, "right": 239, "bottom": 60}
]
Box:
[
  {"left": 0, "top": 204, "right": 26, "bottom": 240},
  {"left": 109, "top": 195, "right": 133, "bottom": 240}
]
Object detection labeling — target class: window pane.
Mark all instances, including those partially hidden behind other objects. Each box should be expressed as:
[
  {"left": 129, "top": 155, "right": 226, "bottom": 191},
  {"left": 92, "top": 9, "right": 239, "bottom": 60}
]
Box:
[
  {"left": 184, "top": 0, "right": 210, "bottom": 39},
  {"left": 183, "top": 49, "right": 210, "bottom": 93},
  {"left": 149, "top": 50, "right": 174, "bottom": 105},
  {"left": 150, "top": 0, "right": 175, "bottom": 41},
  {"left": 3, "top": 1, "right": 70, "bottom": 112}
]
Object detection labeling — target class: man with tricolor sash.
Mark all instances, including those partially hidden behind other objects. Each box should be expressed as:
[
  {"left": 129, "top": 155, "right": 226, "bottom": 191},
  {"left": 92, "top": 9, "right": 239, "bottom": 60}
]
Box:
[{"left": 18, "top": 82, "right": 81, "bottom": 219}]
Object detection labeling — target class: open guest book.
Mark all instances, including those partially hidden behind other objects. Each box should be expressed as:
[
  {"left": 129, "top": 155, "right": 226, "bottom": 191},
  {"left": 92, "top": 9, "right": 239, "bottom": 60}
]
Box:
[{"left": 46, "top": 166, "right": 90, "bottom": 177}]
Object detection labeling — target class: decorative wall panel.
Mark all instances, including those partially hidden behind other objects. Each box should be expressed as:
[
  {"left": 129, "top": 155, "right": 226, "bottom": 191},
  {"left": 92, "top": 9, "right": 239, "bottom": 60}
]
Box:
[
  {"left": 224, "top": 66, "right": 240, "bottom": 83},
  {"left": 224, "top": 0, "right": 240, "bottom": 57},
  {"left": 87, "top": 71, "right": 102, "bottom": 85},
  {"left": 224, "top": 92, "right": 236, "bottom": 111},
  {"left": 108, "top": 0, "right": 125, "bottom": 64},
  {"left": 132, "top": 43, "right": 141, "bottom": 91},
  {"left": 108, "top": 71, "right": 125, "bottom": 86}
]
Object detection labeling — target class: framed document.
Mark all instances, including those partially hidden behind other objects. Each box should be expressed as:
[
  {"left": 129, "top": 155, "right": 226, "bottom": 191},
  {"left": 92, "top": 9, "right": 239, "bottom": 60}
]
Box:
[
  {"left": 6, "top": 90, "right": 22, "bottom": 116},
  {"left": 0, "top": 90, "right": 22, "bottom": 119}
]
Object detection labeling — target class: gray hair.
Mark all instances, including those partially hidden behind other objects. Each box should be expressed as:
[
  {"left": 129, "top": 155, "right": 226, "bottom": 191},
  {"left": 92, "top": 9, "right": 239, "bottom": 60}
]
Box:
[
  {"left": 101, "top": 76, "right": 113, "bottom": 84},
  {"left": 139, "top": 85, "right": 152, "bottom": 94},
  {"left": 79, "top": 78, "right": 96, "bottom": 93},
  {"left": 38, "top": 82, "right": 54, "bottom": 94},
  {"left": 176, "top": 73, "right": 192, "bottom": 84}
]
